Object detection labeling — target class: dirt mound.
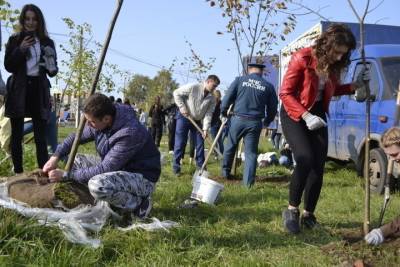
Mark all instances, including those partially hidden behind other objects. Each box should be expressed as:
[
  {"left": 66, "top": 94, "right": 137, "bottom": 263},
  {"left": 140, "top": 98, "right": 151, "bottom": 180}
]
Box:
[
  {"left": 5, "top": 170, "right": 94, "bottom": 209},
  {"left": 321, "top": 228, "right": 400, "bottom": 266}
]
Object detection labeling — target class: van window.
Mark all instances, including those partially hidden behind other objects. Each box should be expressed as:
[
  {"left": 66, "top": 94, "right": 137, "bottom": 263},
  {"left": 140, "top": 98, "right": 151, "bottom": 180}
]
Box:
[
  {"left": 381, "top": 57, "right": 400, "bottom": 100},
  {"left": 351, "top": 63, "right": 379, "bottom": 100}
]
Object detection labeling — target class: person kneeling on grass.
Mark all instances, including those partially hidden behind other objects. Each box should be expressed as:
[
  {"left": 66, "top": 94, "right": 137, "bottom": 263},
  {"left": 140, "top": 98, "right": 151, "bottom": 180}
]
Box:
[
  {"left": 43, "top": 93, "right": 161, "bottom": 221},
  {"left": 365, "top": 127, "right": 400, "bottom": 245}
]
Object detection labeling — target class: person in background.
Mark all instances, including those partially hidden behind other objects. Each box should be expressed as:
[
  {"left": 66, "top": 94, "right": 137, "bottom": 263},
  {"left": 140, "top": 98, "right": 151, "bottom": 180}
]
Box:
[
  {"left": 4, "top": 4, "right": 58, "bottom": 173},
  {"left": 109, "top": 95, "right": 115, "bottom": 103},
  {"left": 221, "top": 59, "right": 277, "bottom": 187},
  {"left": 269, "top": 115, "right": 282, "bottom": 150},
  {"left": 365, "top": 127, "right": 400, "bottom": 245},
  {"left": 43, "top": 93, "right": 160, "bottom": 220},
  {"left": 138, "top": 108, "right": 148, "bottom": 128},
  {"left": 131, "top": 102, "right": 138, "bottom": 113},
  {"left": 278, "top": 143, "right": 293, "bottom": 168},
  {"left": 123, "top": 99, "right": 130, "bottom": 106},
  {"left": 163, "top": 103, "right": 178, "bottom": 154},
  {"left": 172, "top": 75, "right": 219, "bottom": 175},
  {"left": 149, "top": 95, "right": 165, "bottom": 147},
  {"left": 116, "top": 98, "right": 122, "bottom": 104},
  {"left": 210, "top": 89, "right": 224, "bottom": 159},
  {"left": 279, "top": 24, "right": 370, "bottom": 234}
]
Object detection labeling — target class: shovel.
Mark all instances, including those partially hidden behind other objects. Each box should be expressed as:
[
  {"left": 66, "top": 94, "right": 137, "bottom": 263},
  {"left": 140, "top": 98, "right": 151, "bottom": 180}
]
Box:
[
  {"left": 186, "top": 116, "right": 223, "bottom": 158},
  {"left": 194, "top": 104, "right": 233, "bottom": 179}
]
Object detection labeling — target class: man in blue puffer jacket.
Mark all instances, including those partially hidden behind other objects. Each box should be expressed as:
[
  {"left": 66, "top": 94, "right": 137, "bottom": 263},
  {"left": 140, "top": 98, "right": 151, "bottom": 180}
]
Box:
[{"left": 43, "top": 93, "right": 160, "bottom": 219}]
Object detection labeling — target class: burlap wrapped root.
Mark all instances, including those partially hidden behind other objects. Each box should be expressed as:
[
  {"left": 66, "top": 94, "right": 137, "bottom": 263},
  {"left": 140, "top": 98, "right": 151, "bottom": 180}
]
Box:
[{"left": 5, "top": 170, "right": 94, "bottom": 209}]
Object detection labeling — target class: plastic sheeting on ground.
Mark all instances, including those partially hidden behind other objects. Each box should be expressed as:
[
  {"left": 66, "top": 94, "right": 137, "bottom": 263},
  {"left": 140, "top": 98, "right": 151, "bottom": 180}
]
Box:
[{"left": 0, "top": 181, "right": 179, "bottom": 248}]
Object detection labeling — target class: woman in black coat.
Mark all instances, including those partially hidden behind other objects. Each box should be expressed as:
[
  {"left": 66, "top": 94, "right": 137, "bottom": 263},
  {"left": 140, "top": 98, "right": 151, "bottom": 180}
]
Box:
[{"left": 4, "top": 4, "right": 58, "bottom": 173}]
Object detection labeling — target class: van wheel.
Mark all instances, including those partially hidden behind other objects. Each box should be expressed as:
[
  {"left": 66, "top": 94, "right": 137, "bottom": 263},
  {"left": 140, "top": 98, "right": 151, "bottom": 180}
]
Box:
[{"left": 368, "top": 148, "right": 388, "bottom": 194}]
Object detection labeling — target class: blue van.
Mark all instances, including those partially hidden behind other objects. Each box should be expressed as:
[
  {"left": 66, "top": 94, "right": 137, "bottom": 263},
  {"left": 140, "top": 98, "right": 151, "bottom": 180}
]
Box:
[{"left": 327, "top": 44, "right": 400, "bottom": 193}]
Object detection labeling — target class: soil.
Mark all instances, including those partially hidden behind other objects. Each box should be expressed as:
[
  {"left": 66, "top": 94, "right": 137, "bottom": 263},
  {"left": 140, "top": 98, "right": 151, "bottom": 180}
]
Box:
[
  {"left": 5, "top": 170, "right": 94, "bottom": 209},
  {"left": 321, "top": 227, "right": 400, "bottom": 266}
]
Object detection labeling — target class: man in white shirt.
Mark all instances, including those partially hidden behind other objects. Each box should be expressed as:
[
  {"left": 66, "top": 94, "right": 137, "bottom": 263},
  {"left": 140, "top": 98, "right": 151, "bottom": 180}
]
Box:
[{"left": 172, "top": 75, "right": 219, "bottom": 175}]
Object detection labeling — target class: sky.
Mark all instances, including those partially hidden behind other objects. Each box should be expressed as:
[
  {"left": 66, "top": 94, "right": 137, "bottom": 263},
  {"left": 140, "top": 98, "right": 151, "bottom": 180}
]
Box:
[{"left": 1, "top": 0, "right": 400, "bottom": 97}]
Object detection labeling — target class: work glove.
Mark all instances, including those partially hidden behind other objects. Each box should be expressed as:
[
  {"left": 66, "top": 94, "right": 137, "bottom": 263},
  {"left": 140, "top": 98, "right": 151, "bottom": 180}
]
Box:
[
  {"left": 220, "top": 114, "right": 228, "bottom": 124},
  {"left": 365, "top": 228, "right": 384, "bottom": 245},
  {"left": 354, "top": 67, "right": 370, "bottom": 102},
  {"left": 41, "top": 46, "right": 57, "bottom": 75},
  {"left": 302, "top": 112, "right": 327, "bottom": 131}
]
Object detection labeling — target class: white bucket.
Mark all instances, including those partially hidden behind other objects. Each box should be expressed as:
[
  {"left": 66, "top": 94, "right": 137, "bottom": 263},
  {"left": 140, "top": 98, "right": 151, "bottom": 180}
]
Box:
[{"left": 191, "top": 175, "right": 224, "bottom": 205}]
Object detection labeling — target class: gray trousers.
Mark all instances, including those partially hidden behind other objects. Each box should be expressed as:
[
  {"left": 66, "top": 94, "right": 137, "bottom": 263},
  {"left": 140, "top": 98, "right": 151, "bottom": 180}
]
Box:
[{"left": 73, "top": 154, "right": 155, "bottom": 211}]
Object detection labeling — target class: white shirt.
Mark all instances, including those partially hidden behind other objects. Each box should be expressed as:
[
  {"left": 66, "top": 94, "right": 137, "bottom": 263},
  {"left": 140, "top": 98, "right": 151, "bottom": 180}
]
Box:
[
  {"left": 26, "top": 38, "right": 40, "bottom": 76},
  {"left": 139, "top": 112, "right": 148, "bottom": 125},
  {"left": 173, "top": 82, "right": 216, "bottom": 130}
]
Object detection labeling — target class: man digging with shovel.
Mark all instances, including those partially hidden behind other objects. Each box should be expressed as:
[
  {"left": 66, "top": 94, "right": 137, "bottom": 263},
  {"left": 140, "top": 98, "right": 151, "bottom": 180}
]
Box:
[
  {"left": 43, "top": 93, "right": 161, "bottom": 222},
  {"left": 172, "top": 74, "right": 220, "bottom": 176}
]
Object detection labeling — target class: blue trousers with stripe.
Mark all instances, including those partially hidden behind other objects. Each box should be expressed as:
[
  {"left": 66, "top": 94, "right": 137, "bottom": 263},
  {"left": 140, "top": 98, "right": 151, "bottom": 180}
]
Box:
[{"left": 222, "top": 116, "right": 262, "bottom": 187}]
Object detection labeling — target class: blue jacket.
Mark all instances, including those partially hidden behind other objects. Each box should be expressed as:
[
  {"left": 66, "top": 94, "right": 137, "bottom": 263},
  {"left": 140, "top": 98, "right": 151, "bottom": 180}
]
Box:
[
  {"left": 221, "top": 73, "right": 278, "bottom": 126},
  {"left": 55, "top": 104, "right": 161, "bottom": 183}
]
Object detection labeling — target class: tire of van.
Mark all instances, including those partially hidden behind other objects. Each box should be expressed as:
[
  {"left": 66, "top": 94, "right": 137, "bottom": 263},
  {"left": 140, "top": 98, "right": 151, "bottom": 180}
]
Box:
[{"left": 369, "top": 148, "right": 388, "bottom": 194}]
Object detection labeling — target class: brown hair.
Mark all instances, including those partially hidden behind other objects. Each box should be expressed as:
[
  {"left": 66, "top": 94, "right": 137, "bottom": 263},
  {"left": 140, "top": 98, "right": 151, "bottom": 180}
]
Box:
[
  {"left": 381, "top": 127, "right": 400, "bottom": 148},
  {"left": 312, "top": 24, "right": 356, "bottom": 77},
  {"left": 18, "top": 4, "right": 48, "bottom": 41},
  {"left": 83, "top": 93, "right": 116, "bottom": 119}
]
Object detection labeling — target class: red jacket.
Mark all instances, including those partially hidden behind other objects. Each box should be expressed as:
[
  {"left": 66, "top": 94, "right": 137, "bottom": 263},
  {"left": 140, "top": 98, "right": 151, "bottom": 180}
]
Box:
[{"left": 279, "top": 47, "right": 353, "bottom": 121}]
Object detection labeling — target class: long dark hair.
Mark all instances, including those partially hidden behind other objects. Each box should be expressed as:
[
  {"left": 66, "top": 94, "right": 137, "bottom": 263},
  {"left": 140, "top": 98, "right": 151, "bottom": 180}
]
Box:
[
  {"left": 18, "top": 4, "right": 48, "bottom": 40},
  {"left": 313, "top": 24, "right": 356, "bottom": 77}
]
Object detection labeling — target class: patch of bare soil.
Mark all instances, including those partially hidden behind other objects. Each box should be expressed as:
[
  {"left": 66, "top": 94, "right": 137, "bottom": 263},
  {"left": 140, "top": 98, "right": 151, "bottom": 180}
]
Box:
[
  {"left": 321, "top": 228, "right": 400, "bottom": 266},
  {"left": 5, "top": 170, "right": 94, "bottom": 209}
]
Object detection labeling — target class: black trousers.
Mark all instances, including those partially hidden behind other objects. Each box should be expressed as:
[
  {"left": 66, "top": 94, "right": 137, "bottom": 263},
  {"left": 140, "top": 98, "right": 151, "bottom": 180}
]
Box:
[
  {"left": 167, "top": 119, "right": 176, "bottom": 151},
  {"left": 10, "top": 76, "right": 49, "bottom": 173},
  {"left": 280, "top": 101, "right": 328, "bottom": 213},
  {"left": 151, "top": 123, "right": 163, "bottom": 147},
  {"left": 10, "top": 118, "right": 48, "bottom": 173}
]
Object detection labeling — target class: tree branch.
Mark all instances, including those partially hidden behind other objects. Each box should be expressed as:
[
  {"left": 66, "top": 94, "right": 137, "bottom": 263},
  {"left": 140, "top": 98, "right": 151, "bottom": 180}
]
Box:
[{"left": 289, "top": 1, "right": 330, "bottom": 21}]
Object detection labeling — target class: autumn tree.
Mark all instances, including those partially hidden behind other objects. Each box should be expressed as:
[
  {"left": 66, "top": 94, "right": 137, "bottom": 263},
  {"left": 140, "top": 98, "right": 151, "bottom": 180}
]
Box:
[
  {"left": 0, "top": 0, "right": 19, "bottom": 31},
  {"left": 149, "top": 69, "right": 179, "bottom": 103},
  {"left": 123, "top": 74, "right": 152, "bottom": 106},
  {"left": 124, "top": 70, "right": 178, "bottom": 109}
]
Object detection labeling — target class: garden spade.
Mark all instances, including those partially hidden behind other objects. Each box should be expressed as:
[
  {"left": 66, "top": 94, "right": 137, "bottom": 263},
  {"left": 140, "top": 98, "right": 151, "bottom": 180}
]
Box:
[{"left": 186, "top": 116, "right": 223, "bottom": 158}]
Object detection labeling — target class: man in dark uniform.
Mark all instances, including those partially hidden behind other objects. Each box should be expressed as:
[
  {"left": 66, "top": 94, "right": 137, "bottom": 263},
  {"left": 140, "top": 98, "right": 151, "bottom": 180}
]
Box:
[{"left": 220, "top": 59, "right": 278, "bottom": 187}]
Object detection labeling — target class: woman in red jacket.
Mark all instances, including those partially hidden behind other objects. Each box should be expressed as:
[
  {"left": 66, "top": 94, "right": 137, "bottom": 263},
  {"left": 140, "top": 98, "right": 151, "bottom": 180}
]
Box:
[{"left": 279, "top": 24, "right": 369, "bottom": 234}]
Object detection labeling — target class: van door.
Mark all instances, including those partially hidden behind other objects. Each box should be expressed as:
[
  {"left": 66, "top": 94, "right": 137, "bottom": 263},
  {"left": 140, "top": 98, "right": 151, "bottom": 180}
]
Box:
[
  {"left": 327, "top": 95, "right": 339, "bottom": 158},
  {"left": 335, "top": 61, "right": 381, "bottom": 162}
]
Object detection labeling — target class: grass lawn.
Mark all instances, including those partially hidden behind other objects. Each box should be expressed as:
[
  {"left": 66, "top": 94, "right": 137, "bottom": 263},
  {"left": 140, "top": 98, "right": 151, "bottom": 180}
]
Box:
[{"left": 0, "top": 126, "right": 399, "bottom": 266}]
